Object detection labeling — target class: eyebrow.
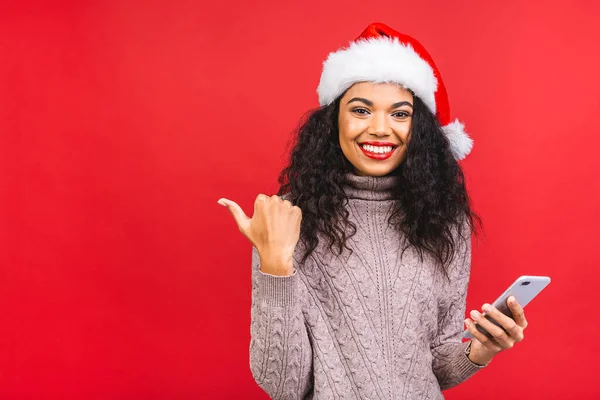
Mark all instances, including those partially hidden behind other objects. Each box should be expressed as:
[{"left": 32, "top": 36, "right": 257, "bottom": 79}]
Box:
[{"left": 346, "top": 97, "right": 413, "bottom": 109}]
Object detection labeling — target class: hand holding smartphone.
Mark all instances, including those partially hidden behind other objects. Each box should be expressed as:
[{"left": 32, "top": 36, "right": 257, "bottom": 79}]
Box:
[{"left": 463, "top": 275, "right": 551, "bottom": 339}]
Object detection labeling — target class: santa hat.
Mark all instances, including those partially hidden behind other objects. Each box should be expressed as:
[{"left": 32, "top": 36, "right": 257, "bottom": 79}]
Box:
[{"left": 317, "top": 22, "right": 473, "bottom": 160}]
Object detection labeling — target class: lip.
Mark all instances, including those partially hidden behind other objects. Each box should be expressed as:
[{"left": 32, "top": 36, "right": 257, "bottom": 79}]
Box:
[
  {"left": 358, "top": 141, "right": 399, "bottom": 147},
  {"left": 358, "top": 142, "right": 398, "bottom": 160}
]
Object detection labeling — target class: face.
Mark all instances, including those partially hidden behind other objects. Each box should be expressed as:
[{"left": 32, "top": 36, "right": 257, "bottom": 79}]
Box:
[{"left": 338, "top": 82, "right": 413, "bottom": 177}]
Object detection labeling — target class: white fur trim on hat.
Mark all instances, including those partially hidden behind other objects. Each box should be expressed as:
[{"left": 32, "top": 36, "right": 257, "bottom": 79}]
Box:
[
  {"left": 442, "top": 119, "right": 473, "bottom": 160},
  {"left": 317, "top": 37, "right": 438, "bottom": 113}
]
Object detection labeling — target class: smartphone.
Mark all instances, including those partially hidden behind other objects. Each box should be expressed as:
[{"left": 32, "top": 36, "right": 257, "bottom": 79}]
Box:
[{"left": 462, "top": 275, "right": 551, "bottom": 339}]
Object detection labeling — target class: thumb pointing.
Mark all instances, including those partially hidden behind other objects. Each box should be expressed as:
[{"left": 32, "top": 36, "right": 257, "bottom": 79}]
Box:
[{"left": 217, "top": 198, "right": 251, "bottom": 234}]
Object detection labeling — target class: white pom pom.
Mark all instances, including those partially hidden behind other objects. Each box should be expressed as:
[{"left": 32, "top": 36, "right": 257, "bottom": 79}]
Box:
[{"left": 442, "top": 119, "right": 473, "bottom": 160}]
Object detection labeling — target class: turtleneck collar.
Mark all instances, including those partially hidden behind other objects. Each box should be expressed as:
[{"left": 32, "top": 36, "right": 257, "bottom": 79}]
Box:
[{"left": 342, "top": 172, "right": 401, "bottom": 201}]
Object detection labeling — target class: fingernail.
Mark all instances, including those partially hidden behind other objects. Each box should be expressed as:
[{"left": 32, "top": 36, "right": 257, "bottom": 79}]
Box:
[
  {"left": 508, "top": 296, "right": 515, "bottom": 305},
  {"left": 482, "top": 304, "right": 492, "bottom": 313},
  {"left": 470, "top": 310, "right": 480, "bottom": 320},
  {"left": 217, "top": 199, "right": 226, "bottom": 207},
  {"left": 465, "top": 319, "right": 471, "bottom": 327}
]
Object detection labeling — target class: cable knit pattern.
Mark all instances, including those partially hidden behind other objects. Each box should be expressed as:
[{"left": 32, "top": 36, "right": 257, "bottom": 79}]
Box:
[{"left": 249, "top": 172, "right": 486, "bottom": 399}]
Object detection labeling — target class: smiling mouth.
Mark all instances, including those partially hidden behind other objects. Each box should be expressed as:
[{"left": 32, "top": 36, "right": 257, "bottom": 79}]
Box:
[
  {"left": 358, "top": 143, "right": 398, "bottom": 160},
  {"left": 359, "top": 143, "right": 397, "bottom": 154}
]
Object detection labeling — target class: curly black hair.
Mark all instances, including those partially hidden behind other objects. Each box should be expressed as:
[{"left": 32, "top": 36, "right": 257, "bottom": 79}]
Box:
[{"left": 276, "top": 91, "right": 483, "bottom": 278}]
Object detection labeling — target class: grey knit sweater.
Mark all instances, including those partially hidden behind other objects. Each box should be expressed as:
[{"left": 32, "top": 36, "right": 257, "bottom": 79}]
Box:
[{"left": 249, "top": 172, "right": 486, "bottom": 399}]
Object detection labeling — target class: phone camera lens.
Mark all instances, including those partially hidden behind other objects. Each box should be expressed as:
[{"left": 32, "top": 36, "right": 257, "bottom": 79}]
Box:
[{"left": 521, "top": 281, "right": 531, "bottom": 286}]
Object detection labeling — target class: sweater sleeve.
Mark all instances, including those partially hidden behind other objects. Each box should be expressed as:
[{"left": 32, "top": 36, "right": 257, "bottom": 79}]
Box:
[
  {"left": 431, "top": 220, "right": 487, "bottom": 390},
  {"left": 249, "top": 245, "right": 313, "bottom": 399}
]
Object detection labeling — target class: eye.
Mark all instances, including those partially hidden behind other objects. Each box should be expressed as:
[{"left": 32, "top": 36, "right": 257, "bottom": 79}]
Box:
[
  {"left": 393, "top": 111, "right": 411, "bottom": 118},
  {"left": 351, "top": 108, "right": 370, "bottom": 115}
]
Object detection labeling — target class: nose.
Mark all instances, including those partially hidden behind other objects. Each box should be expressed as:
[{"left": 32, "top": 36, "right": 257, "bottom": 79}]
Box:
[{"left": 368, "top": 112, "right": 390, "bottom": 137}]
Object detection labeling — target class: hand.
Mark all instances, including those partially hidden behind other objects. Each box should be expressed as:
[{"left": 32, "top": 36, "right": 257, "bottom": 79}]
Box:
[
  {"left": 217, "top": 194, "right": 302, "bottom": 276},
  {"left": 464, "top": 296, "right": 528, "bottom": 365}
]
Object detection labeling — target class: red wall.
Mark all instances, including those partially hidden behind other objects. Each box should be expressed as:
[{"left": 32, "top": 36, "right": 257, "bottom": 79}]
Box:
[{"left": 2, "top": 1, "right": 599, "bottom": 398}]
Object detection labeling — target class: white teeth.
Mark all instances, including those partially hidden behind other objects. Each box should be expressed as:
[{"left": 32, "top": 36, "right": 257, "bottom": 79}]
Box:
[{"left": 361, "top": 144, "right": 393, "bottom": 154}]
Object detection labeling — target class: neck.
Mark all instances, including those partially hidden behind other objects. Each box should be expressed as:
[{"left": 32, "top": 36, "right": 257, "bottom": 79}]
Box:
[{"left": 342, "top": 171, "right": 401, "bottom": 201}]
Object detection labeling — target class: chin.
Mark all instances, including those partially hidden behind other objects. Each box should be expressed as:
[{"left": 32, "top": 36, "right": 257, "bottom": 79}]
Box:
[{"left": 356, "top": 165, "right": 397, "bottom": 177}]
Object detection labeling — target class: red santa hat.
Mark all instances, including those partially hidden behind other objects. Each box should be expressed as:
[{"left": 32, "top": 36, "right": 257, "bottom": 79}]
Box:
[{"left": 317, "top": 22, "right": 473, "bottom": 160}]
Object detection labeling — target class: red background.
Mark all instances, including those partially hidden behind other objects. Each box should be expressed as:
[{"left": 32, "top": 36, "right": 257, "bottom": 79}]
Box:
[{"left": 2, "top": 1, "right": 599, "bottom": 399}]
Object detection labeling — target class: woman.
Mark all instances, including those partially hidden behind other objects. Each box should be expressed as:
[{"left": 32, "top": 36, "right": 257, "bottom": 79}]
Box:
[{"left": 218, "top": 22, "right": 528, "bottom": 399}]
